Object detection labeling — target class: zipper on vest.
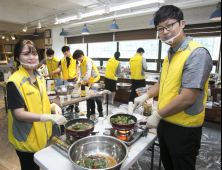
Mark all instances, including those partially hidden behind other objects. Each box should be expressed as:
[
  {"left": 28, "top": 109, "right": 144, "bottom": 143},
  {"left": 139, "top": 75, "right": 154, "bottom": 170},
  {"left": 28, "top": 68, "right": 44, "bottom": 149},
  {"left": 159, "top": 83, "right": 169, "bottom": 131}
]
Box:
[{"left": 157, "top": 56, "right": 171, "bottom": 110}]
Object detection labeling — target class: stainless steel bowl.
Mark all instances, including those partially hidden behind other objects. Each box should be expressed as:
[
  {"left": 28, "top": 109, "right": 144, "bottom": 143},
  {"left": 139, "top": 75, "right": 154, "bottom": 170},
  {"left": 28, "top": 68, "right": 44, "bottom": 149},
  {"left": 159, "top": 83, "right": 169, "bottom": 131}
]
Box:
[
  {"left": 68, "top": 136, "right": 128, "bottom": 170},
  {"left": 89, "top": 83, "right": 105, "bottom": 90},
  {"left": 54, "top": 85, "right": 69, "bottom": 95},
  {"left": 117, "top": 83, "right": 131, "bottom": 90}
]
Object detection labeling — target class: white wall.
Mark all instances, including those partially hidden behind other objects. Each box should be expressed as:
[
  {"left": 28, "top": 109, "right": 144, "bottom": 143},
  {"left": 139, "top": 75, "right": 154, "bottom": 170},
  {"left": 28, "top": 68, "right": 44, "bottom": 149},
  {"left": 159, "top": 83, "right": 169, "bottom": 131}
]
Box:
[{"left": 51, "top": 28, "right": 65, "bottom": 60}]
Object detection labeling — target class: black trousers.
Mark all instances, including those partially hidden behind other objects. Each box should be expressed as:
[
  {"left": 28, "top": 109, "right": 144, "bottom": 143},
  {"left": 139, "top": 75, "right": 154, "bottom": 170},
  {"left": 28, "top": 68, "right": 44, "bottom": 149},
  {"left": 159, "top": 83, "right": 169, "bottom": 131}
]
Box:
[
  {"left": 157, "top": 120, "right": 202, "bottom": 170},
  {"left": 16, "top": 150, "right": 40, "bottom": 170},
  {"left": 90, "top": 80, "right": 103, "bottom": 115},
  {"left": 129, "top": 79, "right": 146, "bottom": 102}
]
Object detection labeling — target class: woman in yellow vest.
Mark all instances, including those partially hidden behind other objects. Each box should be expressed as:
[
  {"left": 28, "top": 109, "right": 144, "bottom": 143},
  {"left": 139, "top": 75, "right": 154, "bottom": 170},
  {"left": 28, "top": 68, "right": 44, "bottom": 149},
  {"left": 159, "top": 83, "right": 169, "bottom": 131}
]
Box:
[
  {"left": 7, "top": 40, "right": 67, "bottom": 170},
  {"left": 38, "top": 49, "right": 60, "bottom": 79},
  {"left": 73, "top": 50, "right": 103, "bottom": 117},
  {"left": 104, "top": 52, "right": 121, "bottom": 104},
  {"left": 133, "top": 6, "right": 213, "bottom": 170}
]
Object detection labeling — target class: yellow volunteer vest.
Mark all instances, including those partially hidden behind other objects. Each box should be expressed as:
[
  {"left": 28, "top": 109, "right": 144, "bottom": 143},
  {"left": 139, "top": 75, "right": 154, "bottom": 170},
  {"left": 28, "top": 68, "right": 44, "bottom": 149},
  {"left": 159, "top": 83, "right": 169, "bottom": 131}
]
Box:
[
  {"left": 7, "top": 66, "right": 52, "bottom": 152},
  {"left": 61, "top": 54, "right": 77, "bottom": 80},
  {"left": 46, "top": 57, "right": 60, "bottom": 79},
  {"left": 12, "top": 56, "right": 18, "bottom": 69},
  {"left": 130, "top": 54, "right": 146, "bottom": 80},
  {"left": 158, "top": 40, "right": 210, "bottom": 127},
  {"left": 80, "top": 56, "right": 100, "bottom": 84},
  {"left": 105, "top": 57, "right": 120, "bottom": 81}
]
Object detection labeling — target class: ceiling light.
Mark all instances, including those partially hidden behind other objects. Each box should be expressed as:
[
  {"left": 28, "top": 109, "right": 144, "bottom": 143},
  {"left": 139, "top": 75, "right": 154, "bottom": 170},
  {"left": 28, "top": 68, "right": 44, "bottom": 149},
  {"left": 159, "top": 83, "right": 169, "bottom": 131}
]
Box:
[
  {"left": 110, "top": 19, "right": 119, "bottom": 31},
  {"left": 150, "top": 19, "right": 154, "bottom": 26},
  {"left": 77, "top": 9, "right": 82, "bottom": 20},
  {"left": 210, "top": 2, "right": 221, "bottom": 20},
  {"left": 33, "top": 29, "right": 39, "bottom": 36},
  {"left": 23, "top": 24, "right": 27, "bottom": 32},
  {"left": 58, "top": 0, "right": 164, "bottom": 23},
  {"left": 111, "top": 0, "right": 164, "bottom": 11},
  {"left": 81, "top": 24, "right": 89, "bottom": 35},
  {"left": 37, "top": 20, "right": 41, "bottom": 28},
  {"left": 6, "top": 37, "right": 9, "bottom": 41},
  {"left": 60, "top": 28, "right": 67, "bottom": 36},
  {"left": 54, "top": 15, "right": 59, "bottom": 24},
  {"left": 2, "top": 35, "right": 5, "bottom": 39},
  {"left": 11, "top": 35, "right": 15, "bottom": 40}
]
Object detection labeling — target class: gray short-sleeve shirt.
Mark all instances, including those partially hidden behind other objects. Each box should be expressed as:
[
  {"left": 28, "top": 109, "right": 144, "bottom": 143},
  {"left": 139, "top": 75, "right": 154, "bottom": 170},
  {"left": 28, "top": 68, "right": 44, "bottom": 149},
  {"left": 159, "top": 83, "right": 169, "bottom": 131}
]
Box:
[{"left": 159, "top": 37, "right": 213, "bottom": 91}]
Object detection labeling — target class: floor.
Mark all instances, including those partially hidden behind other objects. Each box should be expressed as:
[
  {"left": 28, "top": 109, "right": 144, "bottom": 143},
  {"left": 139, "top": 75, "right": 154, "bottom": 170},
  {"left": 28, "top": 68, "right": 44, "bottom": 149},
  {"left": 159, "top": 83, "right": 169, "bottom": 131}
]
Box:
[{"left": 0, "top": 88, "right": 221, "bottom": 170}]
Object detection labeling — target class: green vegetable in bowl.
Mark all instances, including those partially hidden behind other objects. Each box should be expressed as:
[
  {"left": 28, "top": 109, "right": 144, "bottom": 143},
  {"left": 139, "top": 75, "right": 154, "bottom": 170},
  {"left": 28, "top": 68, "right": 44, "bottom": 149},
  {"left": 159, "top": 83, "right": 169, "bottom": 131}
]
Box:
[
  {"left": 77, "top": 155, "right": 110, "bottom": 169},
  {"left": 110, "top": 116, "right": 134, "bottom": 125}
]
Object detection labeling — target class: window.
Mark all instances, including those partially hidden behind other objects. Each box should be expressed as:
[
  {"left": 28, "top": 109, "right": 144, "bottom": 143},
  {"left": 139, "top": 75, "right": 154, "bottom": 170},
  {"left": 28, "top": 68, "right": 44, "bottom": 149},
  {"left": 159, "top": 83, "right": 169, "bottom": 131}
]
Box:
[
  {"left": 120, "top": 61, "right": 130, "bottom": 68},
  {"left": 88, "top": 42, "right": 117, "bottom": 58},
  {"left": 147, "top": 62, "right": 157, "bottom": 71},
  {"left": 103, "top": 61, "right": 108, "bottom": 67},
  {"left": 193, "top": 37, "right": 221, "bottom": 60},
  {"left": 161, "top": 43, "right": 170, "bottom": 59},
  {"left": 161, "top": 37, "right": 221, "bottom": 60},
  {"left": 119, "top": 40, "right": 159, "bottom": 59},
  {"left": 93, "top": 60, "right": 100, "bottom": 67},
  {"left": 69, "top": 44, "right": 87, "bottom": 56}
]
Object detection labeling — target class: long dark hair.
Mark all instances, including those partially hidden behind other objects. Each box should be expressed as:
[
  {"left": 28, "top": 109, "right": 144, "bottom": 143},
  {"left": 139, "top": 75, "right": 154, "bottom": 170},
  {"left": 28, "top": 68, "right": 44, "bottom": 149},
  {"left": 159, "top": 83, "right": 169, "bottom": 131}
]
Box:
[{"left": 14, "top": 40, "right": 41, "bottom": 70}]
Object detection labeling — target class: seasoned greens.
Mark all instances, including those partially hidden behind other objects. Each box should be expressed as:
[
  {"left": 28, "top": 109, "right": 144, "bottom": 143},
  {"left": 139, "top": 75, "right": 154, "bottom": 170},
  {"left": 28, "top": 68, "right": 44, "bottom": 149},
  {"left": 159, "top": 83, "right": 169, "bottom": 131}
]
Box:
[
  {"left": 77, "top": 155, "right": 109, "bottom": 169},
  {"left": 67, "top": 123, "right": 93, "bottom": 131},
  {"left": 110, "top": 116, "right": 134, "bottom": 125}
]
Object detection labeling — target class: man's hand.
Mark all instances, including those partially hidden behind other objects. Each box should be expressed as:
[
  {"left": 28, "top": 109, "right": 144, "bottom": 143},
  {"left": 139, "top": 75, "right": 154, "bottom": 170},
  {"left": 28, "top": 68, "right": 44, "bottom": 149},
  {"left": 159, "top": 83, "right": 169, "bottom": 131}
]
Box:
[
  {"left": 146, "top": 110, "right": 162, "bottom": 129},
  {"left": 40, "top": 114, "right": 67, "bottom": 125},
  {"left": 50, "top": 103, "right": 62, "bottom": 115},
  {"left": 48, "top": 71, "right": 55, "bottom": 77},
  {"left": 133, "top": 94, "right": 149, "bottom": 111}
]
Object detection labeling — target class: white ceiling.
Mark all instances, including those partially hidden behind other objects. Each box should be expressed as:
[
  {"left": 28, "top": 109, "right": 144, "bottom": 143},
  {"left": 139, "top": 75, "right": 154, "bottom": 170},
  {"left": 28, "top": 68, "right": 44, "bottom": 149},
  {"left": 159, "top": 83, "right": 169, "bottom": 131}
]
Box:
[{"left": 0, "top": 0, "right": 221, "bottom": 38}]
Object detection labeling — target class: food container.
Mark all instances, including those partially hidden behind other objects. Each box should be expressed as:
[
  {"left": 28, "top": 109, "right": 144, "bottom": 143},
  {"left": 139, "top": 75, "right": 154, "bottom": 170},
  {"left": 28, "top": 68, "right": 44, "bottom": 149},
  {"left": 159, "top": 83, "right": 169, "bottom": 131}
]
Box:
[
  {"left": 65, "top": 118, "right": 94, "bottom": 138},
  {"left": 136, "top": 87, "right": 149, "bottom": 96},
  {"left": 68, "top": 136, "right": 128, "bottom": 170},
  {"left": 47, "top": 91, "right": 57, "bottom": 100},
  {"left": 71, "top": 92, "right": 81, "bottom": 98}
]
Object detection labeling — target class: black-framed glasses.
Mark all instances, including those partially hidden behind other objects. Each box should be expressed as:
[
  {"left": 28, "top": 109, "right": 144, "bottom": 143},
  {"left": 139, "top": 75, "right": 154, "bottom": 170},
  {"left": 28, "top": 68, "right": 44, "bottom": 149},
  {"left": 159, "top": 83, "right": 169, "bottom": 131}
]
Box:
[{"left": 157, "top": 21, "right": 179, "bottom": 34}]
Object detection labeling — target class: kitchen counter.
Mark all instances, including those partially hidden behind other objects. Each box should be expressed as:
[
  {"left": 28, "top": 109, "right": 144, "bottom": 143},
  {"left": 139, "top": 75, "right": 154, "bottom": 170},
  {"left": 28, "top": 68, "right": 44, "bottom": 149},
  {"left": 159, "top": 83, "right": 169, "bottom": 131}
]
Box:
[
  {"left": 99, "top": 71, "right": 159, "bottom": 85},
  {"left": 34, "top": 119, "right": 158, "bottom": 170}
]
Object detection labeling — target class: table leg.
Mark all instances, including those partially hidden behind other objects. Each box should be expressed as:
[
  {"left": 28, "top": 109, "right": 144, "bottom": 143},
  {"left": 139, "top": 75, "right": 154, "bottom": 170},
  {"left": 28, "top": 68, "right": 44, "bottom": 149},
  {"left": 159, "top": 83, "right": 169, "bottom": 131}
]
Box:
[
  {"left": 151, "top": 143, "right": 155, "bottom": 170},
  {"left": 4, "top": 96, "right": 7, "bottom": 114},
  {"left": 106, "top": 93, "right": 109, "bottom": 116},
  {"left": 87, "top": 99, "right": 90, "bottom": 119},
  {"left": 60, "top": 108, "right": 65, "bottom": 135}
]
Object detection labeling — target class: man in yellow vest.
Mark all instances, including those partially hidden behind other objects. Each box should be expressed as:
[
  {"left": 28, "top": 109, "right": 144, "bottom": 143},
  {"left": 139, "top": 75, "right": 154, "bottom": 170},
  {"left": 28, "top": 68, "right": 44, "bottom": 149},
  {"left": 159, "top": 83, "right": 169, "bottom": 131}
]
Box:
[
  {"left": 9, "top": 56, "right": 18, "bottom": 73},
  {"left": 133, "top": 5, "right": 213, "bottom": 170},
  {"left": 39, "top": 49, "right": 60, "bottom": 79},
  {"left": 73, "top": 50, "right": 103, "bottom": 117},
  {"left": 49, "top": 46, "right": 80, "bottom": 112},
  {"left": 129, "top": 48, "right": 147, "bottom": 102}
]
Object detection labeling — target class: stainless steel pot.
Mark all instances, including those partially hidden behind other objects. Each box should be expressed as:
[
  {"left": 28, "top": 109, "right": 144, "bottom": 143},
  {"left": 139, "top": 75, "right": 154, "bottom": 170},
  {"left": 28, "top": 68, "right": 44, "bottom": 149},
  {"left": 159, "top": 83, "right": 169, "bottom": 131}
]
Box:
[
  {"left": 68, "top": 136, "right": 128, "bottom": 170},
  {"left": 89, "top": 83, "right": 105, "bottom": 90},
  {"left": 50, "top": 136, "right": 128, "bottom": 170},
  {"left": 117, "top": 83, "right": 131, "bottom": 90},
  {"left": 54, "top": 84, "right": 75, "bottom": 95}
]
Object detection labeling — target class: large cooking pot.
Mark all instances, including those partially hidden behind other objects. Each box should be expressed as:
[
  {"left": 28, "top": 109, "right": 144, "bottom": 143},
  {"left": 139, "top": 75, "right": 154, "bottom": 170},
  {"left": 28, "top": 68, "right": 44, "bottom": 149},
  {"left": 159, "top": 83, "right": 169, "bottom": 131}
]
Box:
[
  {"left": 116, "top": 83, "right": 131, "bottom": 90},
  {"left": 65, "top": 118, "right": 94, "bottom": 138},
  {"left": 68, "top": 136, "right": 128, "bottom": 170},
  {"left": 110, "top": 114, "right": 137, "bottom": 131}
]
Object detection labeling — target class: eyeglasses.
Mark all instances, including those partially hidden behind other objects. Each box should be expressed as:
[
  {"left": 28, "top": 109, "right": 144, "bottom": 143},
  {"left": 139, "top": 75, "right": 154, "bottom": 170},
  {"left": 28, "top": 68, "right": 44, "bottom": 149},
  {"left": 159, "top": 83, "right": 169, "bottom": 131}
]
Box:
[{"left": 157, "top": 21, "right": 179, "bottom": 34}]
